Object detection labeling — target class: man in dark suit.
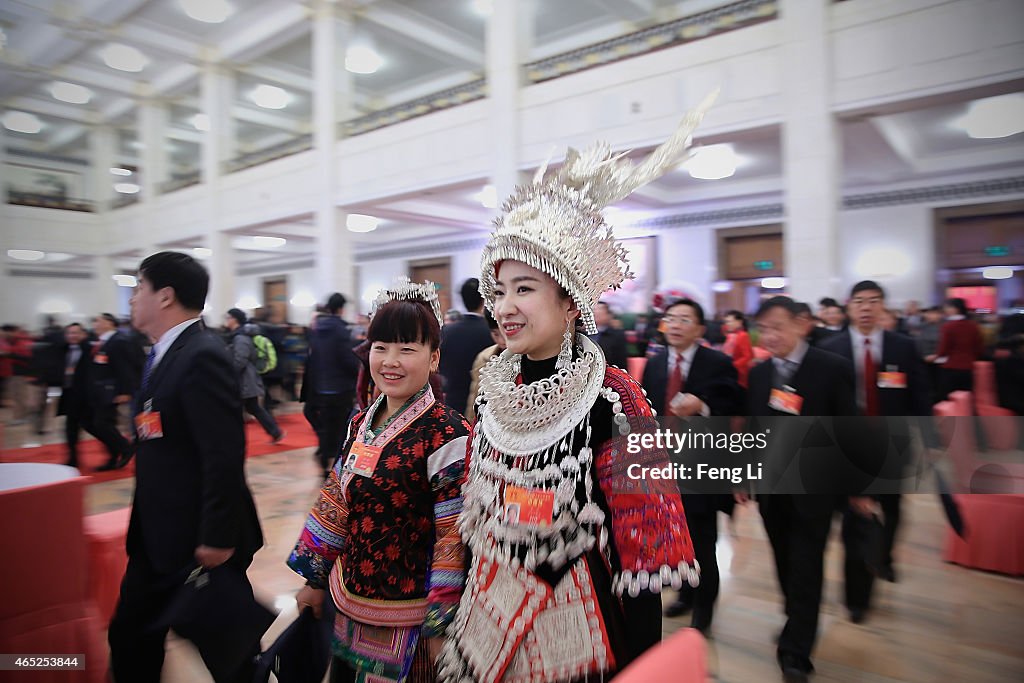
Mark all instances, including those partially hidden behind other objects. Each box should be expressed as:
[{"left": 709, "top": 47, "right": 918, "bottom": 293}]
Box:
[
  {"left": 55, "top": 323, "right": 92, "bottom": 468},
  {"left": 590, "top": 301, "right": 629, "bottom": 369},
  {"left": 642, "top": 298, "right": 744, "bottom": 632},
  {"left": 439, "top": 278, "right": 494, "bottom": 413},
  {"left": 86, "top": 312, "right": 137, "bottom": 470},
  {"left": 109, "top": 252, "right": 264, "bottom": 682},
  {"left": 821, "top": 281, "right": 931, "bottom": 608},
  {"left": 745, "top": 296, "right": 873, "bottom": 681}
]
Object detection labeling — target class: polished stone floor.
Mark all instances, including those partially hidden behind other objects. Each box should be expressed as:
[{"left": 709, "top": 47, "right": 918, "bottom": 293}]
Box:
[{"left": 4, "top": 401, "right": 1023, "bottom": 682}]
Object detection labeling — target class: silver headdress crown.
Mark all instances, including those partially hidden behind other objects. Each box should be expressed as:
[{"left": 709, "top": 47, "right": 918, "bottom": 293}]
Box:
[
  {"left": 480, "top": 90, "right": 718, "bottom": 334},
  {"left": 369, "top": 277, "right": 443, "bottom": 327}
]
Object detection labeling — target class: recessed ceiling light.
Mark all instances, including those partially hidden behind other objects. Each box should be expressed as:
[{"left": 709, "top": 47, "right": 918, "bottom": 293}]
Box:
[
  {"left": 346, "top": 214, "right": 379, "bottom": 233},
  {"left": 345, "top": 46, "right": 384, "bottom": 75},
  {"left": 761, "top": 277, "right": 786, "bottom": 289},
  {"left": 180, "top": 0, "right": 234, "bottom": 24},
  {"left": 114, "top": 182, "right": 140, "bottom": 194},
  {"left": 475, "top": 184, "right": 498, "bottom": 208},
  {"left": 683, "top": 144, "right": 740, "bottom": 180},
  {"left": 100, "top": 43, "right": 149, "bottom": 72},
  {"left": 953, "top": 93, "right": 1024, "bottom": 139},
  {"left": 191, "top": 113, "right": 210, "bottom": 131},
  {"left": 252, "top": 236, "right": 286, "bottom": 248},
  {"left": 290, "top": 292, "right": 317, "bottom": 307},
  {"left": 470, "top": 0, "right": 493, "bottom": 17},
  {"left": 110, "top": 167, "right": 132, "bottom": 176},
  {"left": 2, "top": 111, "right": 42, "bottom": 134},
  {"left": 983, "top": 266, "right": 1014, "bottom": 280},
  {"left": 248, "top": 84, "right": 291, "bottom": 110},
  {"left": 192, "top": 247, "right": 212, "bottom": 259},
  {"left": 112, "top": 274, "right": 138, "bottom": 288},
  {"left": 235, "top": 296, "right": 261, "bottom": 309},
  {"left": 50, "top": 81, "right": 92, "bottom": 104},
  {"left": 8, "top": 249, "right": 45, "bottom": 261}
]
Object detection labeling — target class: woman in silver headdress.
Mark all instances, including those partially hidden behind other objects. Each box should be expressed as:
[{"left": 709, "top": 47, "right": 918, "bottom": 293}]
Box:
[
  {"left": 288, "top": 279, "right": 471, "bottom": 683},
  {"left": 439, "top": 94, "right": 717, "bottom": 683}
]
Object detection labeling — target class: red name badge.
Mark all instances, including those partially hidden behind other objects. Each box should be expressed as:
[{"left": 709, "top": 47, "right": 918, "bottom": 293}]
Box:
[
  {"left": 504, "top": 486, "right": 555, "bottom": 528},
  {"left": 345, "top": 442, "right": 383, "bottom": 477},
  {"left": 94, "top": 353, "right": 109, "bottom": 365},
  {"left": 769, "top": 388, "right": 804, "bottom": 415},
  {"left": 877, "top": 371, "right": 907, "bottom": 389},
  {"left": 134, "top": 410, "right": 163, "bottom": 440}
]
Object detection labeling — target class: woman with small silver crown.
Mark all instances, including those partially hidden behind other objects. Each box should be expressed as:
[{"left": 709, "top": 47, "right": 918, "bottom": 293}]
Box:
[
  {"left": 439, "top": 92, "right": 718, "bottom": 683},
  {"left": 289, "top": 279, "right": 471, "bottom": 683}
]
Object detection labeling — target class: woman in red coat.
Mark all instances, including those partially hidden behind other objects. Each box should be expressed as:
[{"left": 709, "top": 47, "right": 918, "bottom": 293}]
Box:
[
  {"left": 930, "top": 297, "right": 985, "bottom": 399},
  {"left": 722, "top": 310, "right": 753, "bottom": 388}
]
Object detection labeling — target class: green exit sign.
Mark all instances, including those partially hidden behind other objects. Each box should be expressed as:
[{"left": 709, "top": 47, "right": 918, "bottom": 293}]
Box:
[
  {"left": 754, "top": 260, "right": 775, "bottom": 271},
  {"left": 985, "top": 246, "right": 1010, "bottom": 257}
]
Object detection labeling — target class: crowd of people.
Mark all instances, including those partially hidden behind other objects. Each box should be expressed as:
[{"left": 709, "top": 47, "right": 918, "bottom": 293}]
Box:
[{"left": 2, "top": 98, "right": 1023, "bottom": 683}]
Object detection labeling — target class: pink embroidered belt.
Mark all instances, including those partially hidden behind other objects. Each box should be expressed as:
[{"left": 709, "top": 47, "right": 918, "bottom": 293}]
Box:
[{"left": 329, "top": 565, "right": 428, "bottom": 627}]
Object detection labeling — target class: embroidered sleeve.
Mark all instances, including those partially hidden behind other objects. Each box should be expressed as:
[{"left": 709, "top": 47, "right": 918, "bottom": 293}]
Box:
[
  {"left": 423, "top": 438, "right": 469, "bottom": 638},
  {"left": 594, "top": 367, "right": 698, "bottom": 597},
  {"left": 286, "top": 413, "right": 362, "bottom": 587}
]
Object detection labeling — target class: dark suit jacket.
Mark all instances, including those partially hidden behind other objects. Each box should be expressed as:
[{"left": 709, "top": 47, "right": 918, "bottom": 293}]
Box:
[
  {"left": 748, "top": 346, "right": 882, "bottom": 496},
  {"left": 819, "top": 330, "right": 931, "bottom": 416},
  {"left": 591, "top": 327, "right": 629, "bottom": 370},
  {"left": 128, "top": 321, "right": 263, "bottom": 575},
  {"left": 643, "top": 345, "right": 744, "bottom": 417},
  {"left": 56, "top": 340, "right": 92, "bottom": 416},
  {"left": 439, "top": 313, "right": 493, "bottom": 414},
  {"left": 88, "top": 331, "right": 139, "bottom": 405}
]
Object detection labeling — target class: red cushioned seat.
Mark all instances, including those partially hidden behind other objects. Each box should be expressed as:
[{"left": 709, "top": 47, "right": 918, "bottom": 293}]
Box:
[{"left": 83, "top": 507, "right": 131, "bottom": 624}]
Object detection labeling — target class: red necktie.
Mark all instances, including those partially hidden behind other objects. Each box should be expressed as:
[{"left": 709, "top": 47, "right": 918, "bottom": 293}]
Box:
[
  {"left": 666, "top": 352, "right": 684, "bottom": 409},
  {"left": 864, "top": 338, "right": 879, "bottom": 416}
]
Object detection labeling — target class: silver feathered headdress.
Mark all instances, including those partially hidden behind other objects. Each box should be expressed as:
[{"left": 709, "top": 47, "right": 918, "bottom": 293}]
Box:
[
  {"left": 370, "top": 277, "right": 443, "bottom": 327},
  {"left": 480, "top": 90, "right": 718, "bottom": 334}
]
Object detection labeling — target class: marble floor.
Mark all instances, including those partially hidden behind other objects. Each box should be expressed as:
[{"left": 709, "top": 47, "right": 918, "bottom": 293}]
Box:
[{"left": 5, "top": 403, "right": 1024, "bottom": 682}]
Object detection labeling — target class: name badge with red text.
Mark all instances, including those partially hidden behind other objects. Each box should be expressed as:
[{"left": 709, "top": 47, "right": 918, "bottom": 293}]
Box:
[
  {"left": 769, "top": 388, "right": 804, "bottom": 415},
  {"left": 504, "top": 486, "right": 555, "bottom": 527},
  {"left": 345, "top": 442, "right": 383, "bottom": 478},
  {"left": 877, "top": 371, "right": 907, "bottom": 389},
  {"left": 94, "top": 353, "right": 109, "bottom": 365},
  {"left": 135, "top": 409, "right": 164, "bottom": 440}
]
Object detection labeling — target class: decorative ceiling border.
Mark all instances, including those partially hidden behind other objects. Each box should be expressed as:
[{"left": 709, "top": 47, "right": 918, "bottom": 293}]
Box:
[{"left": 842, "top": 176, "right": 1024, "bottom": 210}]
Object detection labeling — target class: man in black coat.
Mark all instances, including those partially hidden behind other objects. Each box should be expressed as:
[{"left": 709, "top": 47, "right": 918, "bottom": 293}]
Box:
[
  {"left": 820, "top": 280, "right": 931, "bottom": 609},
  {"left": 642, "top": 298, "right": 744, "bottom": 633},
  {"left": 745, "top": 296, "right": 873, "bottom": 682},
  {"left": 590, "top": 301, "right": 629, "bottom": 370},
  {"left": 86, "top": 312, "right": 137, "bottom": 470},
  {"left": 55, "top": 322, "right": 92, "bottom": 468},
  {"left": 303, "top": 293, "right": 361, "bottom": 477},
  {"left": 109, "top": 251, "right": 264, "bottom": 683},
  {"left": 438, "top": 278, "right": 494, "bottom": 414}
]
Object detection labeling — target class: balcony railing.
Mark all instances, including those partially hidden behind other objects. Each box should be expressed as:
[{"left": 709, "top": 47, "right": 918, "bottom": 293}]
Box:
[
  {"left": 159, "top": 171, "right": 201, "bottom": 194},
  {"left": 224, "top": 134, "right": 314, "bottom": 174},
  {"left": 343, "top": 78, "right": 488, "bottom": 138},
  {"left": 525, "top": 0, "right": 777, "bottom": 83},
  {"left": 7, "top": 190, "right": 94, "bottom": 212}
]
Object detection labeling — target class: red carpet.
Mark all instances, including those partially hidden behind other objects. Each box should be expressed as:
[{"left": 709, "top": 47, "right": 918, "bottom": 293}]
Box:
[{"left": 0, "top": 413, "right": 317, "bottom": 484}]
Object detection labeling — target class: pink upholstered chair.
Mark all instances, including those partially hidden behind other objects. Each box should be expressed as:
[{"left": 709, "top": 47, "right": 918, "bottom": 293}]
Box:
[
  {"left": 973, "top": 361, "right": 999, "bottom": 408},
  {"left": 0, "top": 476, "right": 108, "bottom": 681},
  {"left": 615, "top": 627, "right": 707, "bottom": 682}
]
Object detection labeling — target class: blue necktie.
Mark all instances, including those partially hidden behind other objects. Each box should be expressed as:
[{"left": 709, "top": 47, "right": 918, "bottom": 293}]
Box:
[{"left": 140, "top": 348, "right": 156, "bottom": 394}]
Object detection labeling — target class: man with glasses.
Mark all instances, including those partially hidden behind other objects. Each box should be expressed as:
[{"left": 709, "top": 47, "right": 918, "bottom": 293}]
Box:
[
  {"left": 821, "top": 281, "right": 930, "bottom": 610},
  {"left": 641, "top": 298, "right": 743, "bottom": 634}
]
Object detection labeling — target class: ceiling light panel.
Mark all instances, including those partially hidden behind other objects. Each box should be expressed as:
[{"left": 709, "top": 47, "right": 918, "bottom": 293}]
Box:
[
  {"left": 345, "top": 46, "right": 384, "bottom": 75},
  {"left": 50, "top": 81, "right": 92, "bottom": 104},
  {"left": 2, "top": 111, "right": 43, "bottom": 134},
  {"left": 100, "top": 43, "right": 149, "bottom": 72},
  {"left": 180, "top": 0, "right": 234, "bottom": 24},
  {"left": 248, "top": 84, "right": 291, "bottom": 109}
]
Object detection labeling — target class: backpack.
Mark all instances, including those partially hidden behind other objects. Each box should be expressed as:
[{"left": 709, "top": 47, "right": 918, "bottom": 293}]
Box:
[{"left": 252, "top": 334, "right": 278, "bottom": 374}]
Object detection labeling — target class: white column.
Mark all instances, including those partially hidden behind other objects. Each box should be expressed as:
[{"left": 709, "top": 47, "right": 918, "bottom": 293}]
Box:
[
  {"left": 89, "top": 125, "right": 116, "bottom": 212},
  {"left": 93, "top": 255, "right": 119, "bottom": 315},
  {"left": 201, "top": 65, "right": 236, "bottom": 182},
  {"left": 0, "top": 126, "right": 8, "bottom": 204},
  {"left": 312, "top": 1, "right": 356, "bottom": 300},
  {"left": 486, "top": 0, "right": 533, "bottom": 202},
  {"left": 200, "top": 64, "right": 237, "bottom": 317},
  {"left": 779, "top": 0, "right": 840, "bottom": 303},
  {"left": 206, "top": 230, "right": 236, "bottom": 319},
  {"left": 137, "top": 100, "right": 168, "bottom": 202}
]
